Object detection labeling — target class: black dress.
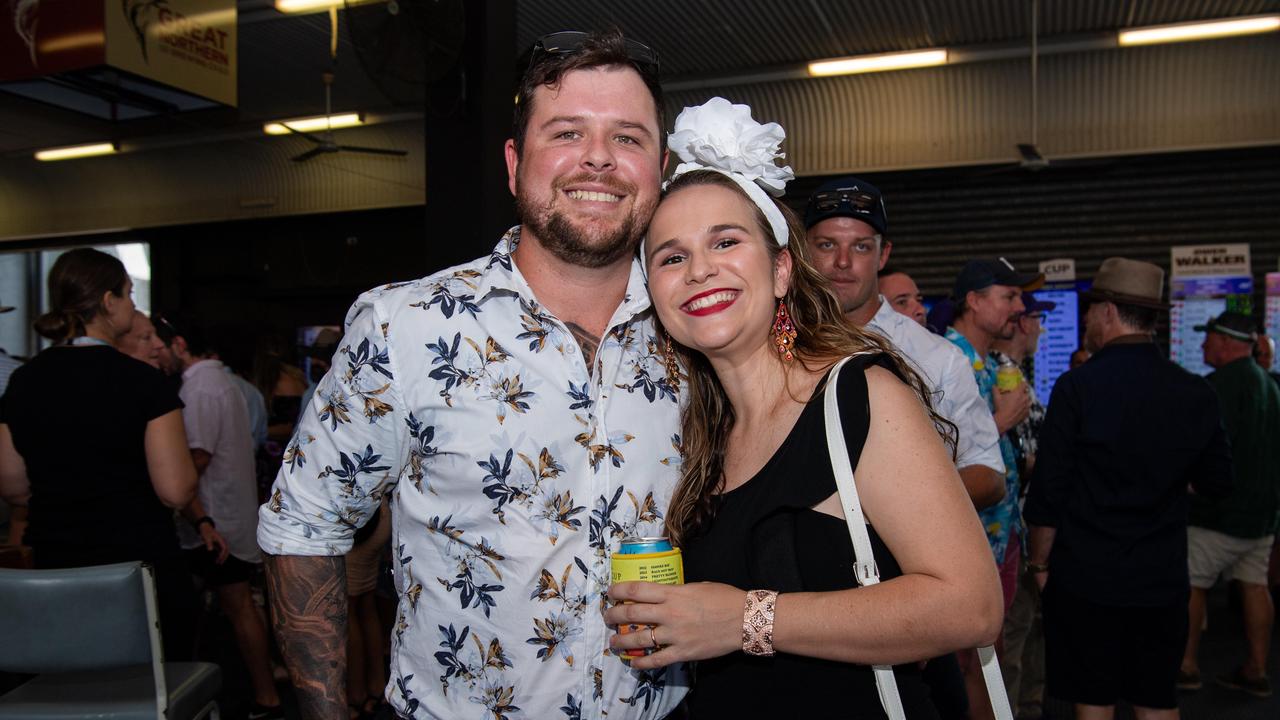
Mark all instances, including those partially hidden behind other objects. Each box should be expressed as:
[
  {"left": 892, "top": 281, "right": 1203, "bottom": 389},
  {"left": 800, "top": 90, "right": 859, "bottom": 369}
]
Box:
[{"left": 683, "top": 355, "right": 939, "bottom": 718}]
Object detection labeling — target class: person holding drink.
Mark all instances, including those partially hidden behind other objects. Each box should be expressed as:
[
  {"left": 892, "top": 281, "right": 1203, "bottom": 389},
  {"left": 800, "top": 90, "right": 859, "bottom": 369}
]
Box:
[{"left": 605, "top": 97, "right": 1003, "bottom": 716}]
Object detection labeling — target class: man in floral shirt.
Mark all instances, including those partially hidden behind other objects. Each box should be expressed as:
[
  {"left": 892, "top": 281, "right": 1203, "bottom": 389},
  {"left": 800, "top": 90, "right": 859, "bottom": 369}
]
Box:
[{"left": 258, "top": 29, "right": 687, "bottom": 720}]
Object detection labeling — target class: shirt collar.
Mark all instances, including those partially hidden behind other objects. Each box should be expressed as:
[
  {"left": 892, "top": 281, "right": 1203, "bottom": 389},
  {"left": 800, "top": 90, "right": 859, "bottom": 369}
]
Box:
[
  {"left": 182, "top": 357, "right": 222, "bottom": 381},
  {"left": 1103, "top": 333, "right": 1154, "bottom": 348},
  {"left": 473, "top": 225, "right": 653, "bottom": 324},
  {"left": 867, "top": 295, "right": 898, "bottom": 333}
]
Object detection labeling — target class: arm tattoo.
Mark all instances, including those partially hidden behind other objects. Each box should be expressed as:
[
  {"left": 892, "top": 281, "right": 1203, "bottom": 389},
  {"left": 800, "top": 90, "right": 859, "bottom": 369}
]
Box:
[
  {"left": 564, "top": 321, "right": 601, "bottom": 374},
  {"left": 265, "top": 554, "right": 348, "bottom": 720}
]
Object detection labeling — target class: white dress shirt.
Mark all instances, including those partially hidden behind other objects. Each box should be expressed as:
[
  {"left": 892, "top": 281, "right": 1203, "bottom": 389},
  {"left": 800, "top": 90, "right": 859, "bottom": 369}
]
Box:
[
  {"left": 179, "top": 358, "right": 261, "bottom": 563},
  {"left": 868, "top": 298, "right": 1005, "bottom": 473},
  {"left": 259, "top": 228, "right": 687, "bottom": 720}
]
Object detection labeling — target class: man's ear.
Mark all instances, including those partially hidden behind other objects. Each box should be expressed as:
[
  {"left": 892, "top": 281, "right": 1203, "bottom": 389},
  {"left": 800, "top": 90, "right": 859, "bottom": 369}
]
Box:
[
  {"left": 504, "top": 139, "right": 519, "bottom": 197},
  {"left": 878, "top": 239, "right": 893, "bottom": 271},
  {"left": 661, "top": 148, "right": 670, "bottom": 175},
  {"left": 171, "top": 336, "right": 189, "bottom": 358}
]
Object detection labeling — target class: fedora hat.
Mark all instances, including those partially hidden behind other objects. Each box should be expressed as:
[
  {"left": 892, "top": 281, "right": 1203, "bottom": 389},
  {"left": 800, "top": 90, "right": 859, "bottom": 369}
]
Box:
[{"left": 1081, "top": 257, "right": 1169, "bottom": 310}]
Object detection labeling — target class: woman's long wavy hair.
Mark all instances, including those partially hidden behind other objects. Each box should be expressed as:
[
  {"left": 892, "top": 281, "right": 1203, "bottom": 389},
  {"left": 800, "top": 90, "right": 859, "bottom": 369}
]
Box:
[{"left": 655, "top": 170, "right": 957, "bottom": 547}]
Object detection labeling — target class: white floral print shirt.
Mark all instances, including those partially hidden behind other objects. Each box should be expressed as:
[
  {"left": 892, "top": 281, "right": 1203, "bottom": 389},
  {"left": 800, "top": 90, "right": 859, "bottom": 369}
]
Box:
[{"left": 259, "top": 228, "right": 688, "bottom": 720}]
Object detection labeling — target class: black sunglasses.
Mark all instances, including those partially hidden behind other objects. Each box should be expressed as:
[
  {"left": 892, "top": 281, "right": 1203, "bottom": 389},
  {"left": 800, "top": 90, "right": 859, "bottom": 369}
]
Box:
[
  {"left": 808, "top": 189, "right": 885, "bottom": 217},
  {"left": 524, "top": 30, "right": 660, "bottom": 78}
]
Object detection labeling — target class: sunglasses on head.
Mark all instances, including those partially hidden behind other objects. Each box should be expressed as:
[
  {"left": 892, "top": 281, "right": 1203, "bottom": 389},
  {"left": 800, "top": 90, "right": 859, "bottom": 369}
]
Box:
[
  {"left": 808, "top": 189, "right": 885, "bottom": 218},
  {"left": 524, "top": 30, "right": 660, "bottom": 78}
]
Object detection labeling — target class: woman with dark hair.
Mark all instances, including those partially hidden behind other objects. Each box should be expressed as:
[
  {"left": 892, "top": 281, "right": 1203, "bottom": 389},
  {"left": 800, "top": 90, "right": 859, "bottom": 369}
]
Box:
[
  {"left": 605, "top": 100, "right": 1003, "bottom": 717},
  {"left": 0, "top": 247, "right": 202, "bottom": 658}
]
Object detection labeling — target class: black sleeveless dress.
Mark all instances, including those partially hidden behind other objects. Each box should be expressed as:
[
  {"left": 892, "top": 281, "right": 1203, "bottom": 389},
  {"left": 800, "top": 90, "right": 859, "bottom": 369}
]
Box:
[{"left": 683, "top": 355, "right": 940, "bottom": 718}]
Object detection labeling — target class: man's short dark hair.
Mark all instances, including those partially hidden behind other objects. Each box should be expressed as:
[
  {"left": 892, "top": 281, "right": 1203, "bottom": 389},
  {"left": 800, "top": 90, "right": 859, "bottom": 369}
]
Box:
[
  {"left": 511, "top": 28, "right": 664, "bottom": 156},
  {"left": 879, "top": 264, "right": 908, "bottom": 279},
  {"left": 157, "top": 313, "right": 213, "bottom": 357},
  {"left": 954, "top": 287, "right": 989, "bottom": 318},
  {"left": 1114, "top": 302, "right": 1158, "bottom": 332}
]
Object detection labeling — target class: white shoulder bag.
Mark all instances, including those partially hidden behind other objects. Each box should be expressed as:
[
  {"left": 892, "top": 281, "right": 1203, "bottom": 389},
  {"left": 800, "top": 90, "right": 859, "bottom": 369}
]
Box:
[{"left": 823, "top": 356, "right": 1014, "bottom": 720}]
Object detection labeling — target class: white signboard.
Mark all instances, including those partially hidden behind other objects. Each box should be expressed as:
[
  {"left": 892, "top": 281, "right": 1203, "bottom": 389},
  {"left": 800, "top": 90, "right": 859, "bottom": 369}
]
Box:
[
  {"left": 1038, "top": 258, "right": 1075, "bottom": 283},
  {"left": 1171, "top": 244, "right": 1251, "bottom": 279}
]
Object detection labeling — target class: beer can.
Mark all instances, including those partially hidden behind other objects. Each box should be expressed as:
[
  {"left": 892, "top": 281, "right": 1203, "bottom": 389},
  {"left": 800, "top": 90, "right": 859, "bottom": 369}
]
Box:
[{"left": 612, "top": 536, "right": 683, "bottom": 659}]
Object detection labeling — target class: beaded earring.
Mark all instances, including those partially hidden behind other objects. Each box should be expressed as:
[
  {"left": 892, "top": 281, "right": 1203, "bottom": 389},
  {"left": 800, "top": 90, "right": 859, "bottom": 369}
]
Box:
[
  {"left": 772, "top": 300, "right": 797, "bottom": 361},
  {"left": 663, "top": 333, "right": 682, "bottom": 391}
]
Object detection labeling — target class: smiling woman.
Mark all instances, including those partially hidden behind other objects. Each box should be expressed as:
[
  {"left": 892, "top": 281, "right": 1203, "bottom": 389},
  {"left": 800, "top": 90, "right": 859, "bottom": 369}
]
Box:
[{"left": 606, "top": 98, "right": 1003, "bottom": 718}]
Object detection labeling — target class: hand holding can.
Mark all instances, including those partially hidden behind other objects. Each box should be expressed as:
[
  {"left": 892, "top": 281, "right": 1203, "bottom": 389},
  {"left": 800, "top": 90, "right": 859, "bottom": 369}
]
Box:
[{"left": 611, "top": 536, "right": 684, "bottom": 659}]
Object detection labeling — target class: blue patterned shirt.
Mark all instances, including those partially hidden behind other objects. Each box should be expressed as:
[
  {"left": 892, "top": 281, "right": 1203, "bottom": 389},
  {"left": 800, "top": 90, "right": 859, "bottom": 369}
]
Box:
[
  {"left": 259, "top": 228, "right": 688, "bottom": 720},
  {"left": 944, "top": 328, "right": 1022, "bottom": 563}
]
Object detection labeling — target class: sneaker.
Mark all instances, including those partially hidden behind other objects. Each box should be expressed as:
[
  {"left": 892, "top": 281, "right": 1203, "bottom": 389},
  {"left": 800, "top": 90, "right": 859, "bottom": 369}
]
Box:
[
  {"left": 1216, "top": 667, "right": 1273, "bottom": 698},
  {"left": 1176, "top": 669, "right": 1202, "bottom": 691}
]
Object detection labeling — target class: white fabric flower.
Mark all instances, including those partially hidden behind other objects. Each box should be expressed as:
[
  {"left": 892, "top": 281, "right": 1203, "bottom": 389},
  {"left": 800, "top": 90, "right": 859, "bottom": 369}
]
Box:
[{"left": 668, "top": 97, "right": 795, "bottom": 197}]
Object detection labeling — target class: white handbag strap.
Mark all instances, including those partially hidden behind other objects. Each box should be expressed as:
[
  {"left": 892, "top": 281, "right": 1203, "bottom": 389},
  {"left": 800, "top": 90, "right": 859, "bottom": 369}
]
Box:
[{"left": 823, "top": 356, "right": 1014, "bottom": 720}]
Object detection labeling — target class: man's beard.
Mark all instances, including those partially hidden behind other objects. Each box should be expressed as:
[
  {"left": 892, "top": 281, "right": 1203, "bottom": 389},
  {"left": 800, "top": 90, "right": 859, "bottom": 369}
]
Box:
[{"left": 515, "top": 176, "right": 652, "bottom": 269}]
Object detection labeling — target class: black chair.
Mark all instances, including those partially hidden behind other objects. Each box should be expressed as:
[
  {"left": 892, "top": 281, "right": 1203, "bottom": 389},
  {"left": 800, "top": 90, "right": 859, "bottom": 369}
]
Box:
[{"left": 0, "top": 561, "right": 221, "bottom": 719}]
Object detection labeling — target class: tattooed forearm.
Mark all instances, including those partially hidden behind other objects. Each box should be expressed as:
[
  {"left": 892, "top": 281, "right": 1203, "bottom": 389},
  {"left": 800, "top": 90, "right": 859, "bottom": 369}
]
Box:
[
  {"left": 564, "top": 321, "right": 601, "bottom": 374},
  {"left": 265, "top": 554, "right": 349, "bottom": 720}
]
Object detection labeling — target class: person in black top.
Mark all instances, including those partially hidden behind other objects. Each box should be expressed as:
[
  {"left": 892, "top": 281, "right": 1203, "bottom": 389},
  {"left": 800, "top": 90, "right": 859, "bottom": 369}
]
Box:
[
  {"left": 605, "top": 101, "right": 1003, "bottom": 717},
  {"left": 0, "top": 248, "right": 203, "bottom": 659},
  {"left": 1024, "top": 257, "right": 1233, "bottom": 718}
]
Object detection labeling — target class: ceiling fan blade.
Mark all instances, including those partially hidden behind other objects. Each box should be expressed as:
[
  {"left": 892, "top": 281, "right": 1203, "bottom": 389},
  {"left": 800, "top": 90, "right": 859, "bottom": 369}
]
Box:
[
  {"left": 279, "top": 124, "right": 326, "bottom": 145},
  {"left": 291, "top": 147, "right": 327, "bottom": 162},
  {"left": 337, "top": 145, "right": 409, "bottom": 157}
]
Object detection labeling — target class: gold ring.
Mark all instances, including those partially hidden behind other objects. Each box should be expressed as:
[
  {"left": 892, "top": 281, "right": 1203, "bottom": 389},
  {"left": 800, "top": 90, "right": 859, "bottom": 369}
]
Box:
[{"left": 649, "top": 625, "right": 661, "bottom": 649}]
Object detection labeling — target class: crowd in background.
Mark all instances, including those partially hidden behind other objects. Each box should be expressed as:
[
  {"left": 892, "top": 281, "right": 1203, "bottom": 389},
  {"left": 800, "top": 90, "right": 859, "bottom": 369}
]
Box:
[{"left": 1, "top": 26, "right": 1279, "bottom": 720}]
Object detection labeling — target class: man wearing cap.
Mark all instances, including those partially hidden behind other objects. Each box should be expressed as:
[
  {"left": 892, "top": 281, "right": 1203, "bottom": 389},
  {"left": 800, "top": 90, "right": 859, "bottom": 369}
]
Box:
[
  {"left": 803, "top": 178, "right": 1007, "bottom": 511},
  {"left": 1025, "top": 257, "right": 1233, "bottom": 719},
  {"left": 258, "top": 28, "right": 689, "bottom": 719},
  {"left": 988, "top": 292, "right": 1058, "bottom": 719},
  {"left": 946, "top": 260, "right": 1039, "bottom": 581},
  {"left": 944, "top": 259, "right": 1039, "bottom": 718},
  {"left": 1180, "top": 311, "right": 1280, "bottom": 698},
  {"left": 878, "top": 265, "right": 928, "bottom": 327}
]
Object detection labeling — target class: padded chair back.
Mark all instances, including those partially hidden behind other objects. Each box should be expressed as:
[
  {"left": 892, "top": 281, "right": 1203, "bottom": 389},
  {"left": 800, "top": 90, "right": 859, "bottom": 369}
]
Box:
[{"left": 0, "top": 561, "right": 159, "bottom": 674}]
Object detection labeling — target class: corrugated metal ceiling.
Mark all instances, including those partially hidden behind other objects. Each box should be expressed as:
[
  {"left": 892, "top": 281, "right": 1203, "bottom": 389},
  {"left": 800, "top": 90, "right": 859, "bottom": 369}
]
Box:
[
  {"left": 1, "top": 0, "right": 1278, "bottom": 238},
  {"left": 517, "top": 0, "right": 1280, "bottom": 76}
]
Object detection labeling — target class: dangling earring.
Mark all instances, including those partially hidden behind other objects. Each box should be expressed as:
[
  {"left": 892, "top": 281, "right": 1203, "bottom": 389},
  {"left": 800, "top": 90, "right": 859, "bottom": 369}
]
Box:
[
  {"left": 772, "top": 300, "right": 797, "bottom": 361},
  {"left": 663, "top": 333, "right": 681, "bottom": 392}
]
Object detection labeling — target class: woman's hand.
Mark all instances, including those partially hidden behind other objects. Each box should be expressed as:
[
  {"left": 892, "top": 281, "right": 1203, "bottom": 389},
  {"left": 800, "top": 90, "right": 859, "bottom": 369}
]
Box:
[{"left": 604, "top": 581, "right": 745, "bottom": 670}]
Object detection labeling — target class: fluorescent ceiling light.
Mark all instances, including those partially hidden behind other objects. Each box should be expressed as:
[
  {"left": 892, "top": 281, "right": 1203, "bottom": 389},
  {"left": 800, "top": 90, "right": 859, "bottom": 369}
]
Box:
[
  {"left": 34, "top": 142, "right": 118, "bottom": 161},
  {"left": 1118, "top": 15, "right": 1280, "bottom": 46},
  {"left": 274, "top": 0, "right": 381, "bottom": 13},
  {"left": 808, "top": 49, "right": 948, "bottom": 77},
  {"left": 264, "top": 113, "right": 364, "bottom": 135}
]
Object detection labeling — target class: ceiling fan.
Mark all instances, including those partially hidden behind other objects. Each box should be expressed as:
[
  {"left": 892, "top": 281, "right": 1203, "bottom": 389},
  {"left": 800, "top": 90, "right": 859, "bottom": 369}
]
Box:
[{"left": 287, "top": 7, "right": 408, "bottom": 162}]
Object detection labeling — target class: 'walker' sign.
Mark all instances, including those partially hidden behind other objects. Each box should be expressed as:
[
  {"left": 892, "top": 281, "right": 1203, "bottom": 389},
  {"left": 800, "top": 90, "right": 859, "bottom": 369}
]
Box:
[{"left": 1170, "top": 244, "right": 1251, "bottom": 279}]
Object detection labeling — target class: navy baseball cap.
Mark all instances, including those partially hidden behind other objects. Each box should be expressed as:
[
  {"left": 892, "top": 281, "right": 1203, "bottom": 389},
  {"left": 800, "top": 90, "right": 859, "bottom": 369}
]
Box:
[
  {"left": 1021, "top": 292, "right": 1056, "bottom": 315},
  {"left": 804, "top": 177, "right": 887, "bottom": 234},
  {"left": 953, "top": 258, "right": 1044, "bottom": 299}
]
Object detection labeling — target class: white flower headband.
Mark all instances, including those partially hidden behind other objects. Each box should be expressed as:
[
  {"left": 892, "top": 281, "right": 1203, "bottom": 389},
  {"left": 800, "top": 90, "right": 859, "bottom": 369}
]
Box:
[{"left": 666, "top": 97, "right": 796, "bottom": 246}]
